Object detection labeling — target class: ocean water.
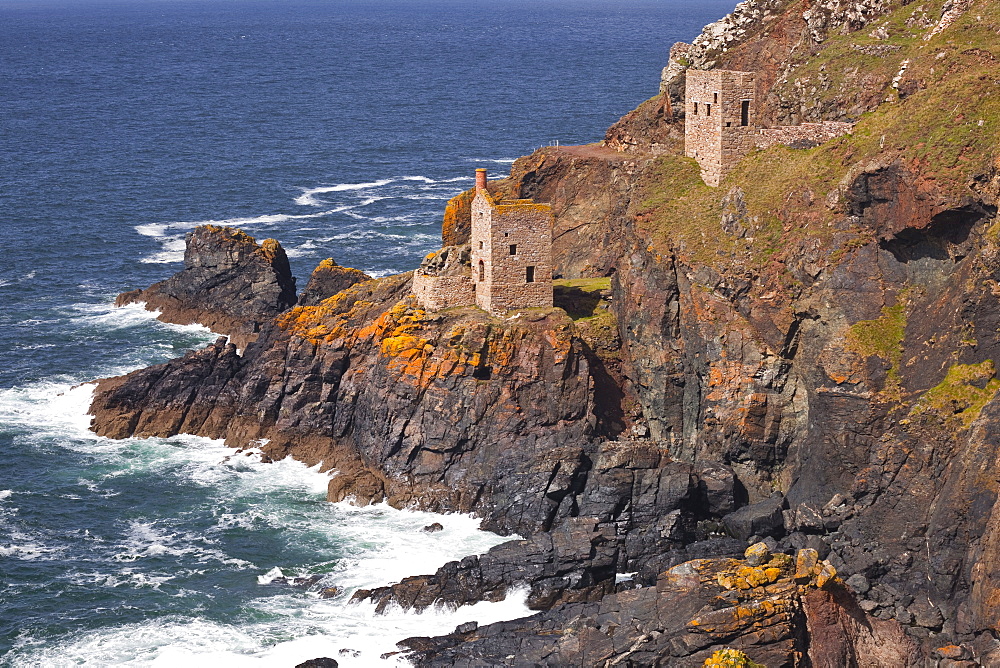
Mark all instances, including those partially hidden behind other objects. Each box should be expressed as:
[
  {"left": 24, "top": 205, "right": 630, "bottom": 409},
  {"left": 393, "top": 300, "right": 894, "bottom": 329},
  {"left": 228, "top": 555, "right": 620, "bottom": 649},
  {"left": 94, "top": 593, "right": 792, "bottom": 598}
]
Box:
[{"left": 0, "top": 0, "right": 732, "bottom": 665}]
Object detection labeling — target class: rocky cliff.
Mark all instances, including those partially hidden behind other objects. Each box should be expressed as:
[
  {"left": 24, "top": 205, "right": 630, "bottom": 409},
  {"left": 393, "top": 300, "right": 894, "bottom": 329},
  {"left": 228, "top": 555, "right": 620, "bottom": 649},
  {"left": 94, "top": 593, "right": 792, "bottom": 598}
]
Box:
[
  {"left": 117, "top": 225, "right": 298, "bottom": 349},
  {"left": 87, "top": 0, "right": 1000, "bottom": 663}
]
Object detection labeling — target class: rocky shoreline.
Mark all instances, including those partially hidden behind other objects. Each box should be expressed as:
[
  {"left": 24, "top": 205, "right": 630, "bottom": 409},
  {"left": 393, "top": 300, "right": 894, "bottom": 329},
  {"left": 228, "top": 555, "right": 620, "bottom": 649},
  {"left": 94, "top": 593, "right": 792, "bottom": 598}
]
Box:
[{"left": 89, "top": 0, "right": 1000, "bottom": 663}]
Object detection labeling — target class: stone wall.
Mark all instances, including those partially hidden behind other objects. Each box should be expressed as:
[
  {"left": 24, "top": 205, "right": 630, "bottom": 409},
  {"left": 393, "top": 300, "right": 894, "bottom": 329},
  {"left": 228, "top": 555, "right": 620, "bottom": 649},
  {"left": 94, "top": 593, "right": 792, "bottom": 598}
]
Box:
[
  {"left": 412, "top": 244, "right": 475, "bottom": 311},
  {"left": 684, "top": 70, "right": 757, "bottom": 187},
  {"left": 471, "top": 191, "right": 553, "bottom": 315},
  {"left": 757, "top": 121, "right": 855, "bottom": 148},
  {"left": 412, "top": 272, "right": 475, "bottom": 311},
  {"left": 686, "top": 70, "right": 855, "bottom": 186}
]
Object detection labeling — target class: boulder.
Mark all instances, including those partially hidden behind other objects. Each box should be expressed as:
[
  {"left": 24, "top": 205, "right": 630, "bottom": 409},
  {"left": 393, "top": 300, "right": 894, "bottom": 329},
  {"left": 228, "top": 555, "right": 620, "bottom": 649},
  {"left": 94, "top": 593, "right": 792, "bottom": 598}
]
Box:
[{"left": 723, "top": 494, "right": 787, "bottom": 541}]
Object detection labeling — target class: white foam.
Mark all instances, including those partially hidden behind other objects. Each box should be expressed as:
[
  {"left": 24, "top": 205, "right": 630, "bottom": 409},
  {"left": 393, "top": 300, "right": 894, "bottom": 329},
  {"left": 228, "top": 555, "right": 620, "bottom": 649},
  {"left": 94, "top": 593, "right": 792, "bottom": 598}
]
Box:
[
  {"left": 135, "top": 222, "right": 172, "bottom": 238},
  {"left": 69, "top": 569, "right": 175, "bottom": 590},
  {"left": 71, "top": 300, "right": 163, "bottom": 330},
  {"left": 296, "top": 180, "right": 394, "bottom": 206},
  {"left": 135, "top": 203, "right": 377, "bottom": 263},
  {"left": 0, "top": 530, "right": 67, "bottom": 561},
  {"left": 0, "top": 490, "right": 13, "bottom": 500},
  {"left": 9, "top": 587, "right": 532, "bottom": 668},
  {"left": 257, "top": 566, "right": 286, "bottom": 585},
  {"left": 0, "top": 381, "right": 96, "bottom": 436},
  {"left": 364, "top": 269, "right": 397, "bottom": 279},
  {"left": 110, "top": 519, "right": 253, "bottom": 568},
  {"left": 2, "top": 375, "right": 529, "bottom": 667}
]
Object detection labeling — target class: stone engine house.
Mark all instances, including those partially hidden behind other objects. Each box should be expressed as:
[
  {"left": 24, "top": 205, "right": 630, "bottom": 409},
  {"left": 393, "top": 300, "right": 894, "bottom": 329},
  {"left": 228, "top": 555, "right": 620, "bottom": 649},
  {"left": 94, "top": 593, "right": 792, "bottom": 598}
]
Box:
[
  {"left": 412, "top": 169, "right": 553, "bottom": 316},
  {"left": 470, "top": 169, "right": 553, "bottom": 314},
  {"left": 684, "top": 69, "right": 855, "bottom": 187},
  {"left": 684, "top": 69, "right": 758, "bottom": 187}
]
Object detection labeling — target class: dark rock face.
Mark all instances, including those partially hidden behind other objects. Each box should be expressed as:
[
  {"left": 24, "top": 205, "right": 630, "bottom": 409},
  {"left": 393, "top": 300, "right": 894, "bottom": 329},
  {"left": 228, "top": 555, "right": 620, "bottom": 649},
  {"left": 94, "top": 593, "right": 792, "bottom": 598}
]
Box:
[
  {"left": 294, "top": 659, "right": 338, "bottom": 668},
  {"left": 297, "top": 258, "right": 371, "bottom": 306},
  {"left": 117, "top": 225, "right": 297, "bottom": 349},
  {"left": 92, "top": 271, "right": 601, "bottom": 534},
  {"left": 351, "top": 443, "right": 746, "bottom": 614},
  {"left": 400, "top": 547, "right": 916, "bottom": 667},
  {"left": 723, "top": 494, "right": 787, "bottom": 541}
]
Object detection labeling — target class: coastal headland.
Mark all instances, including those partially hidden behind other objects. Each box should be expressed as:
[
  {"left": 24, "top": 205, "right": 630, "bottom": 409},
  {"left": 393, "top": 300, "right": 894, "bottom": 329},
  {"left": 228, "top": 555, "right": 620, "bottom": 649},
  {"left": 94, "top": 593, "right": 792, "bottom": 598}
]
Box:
[{"left": 89, "top": 0, "right": 1000, "bottom": 663}]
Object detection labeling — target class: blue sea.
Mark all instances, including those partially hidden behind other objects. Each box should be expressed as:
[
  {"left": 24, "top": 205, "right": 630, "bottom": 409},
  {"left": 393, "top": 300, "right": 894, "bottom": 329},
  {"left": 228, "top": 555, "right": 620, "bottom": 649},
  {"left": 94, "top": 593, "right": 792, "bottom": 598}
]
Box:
[{"left": 0, "top": 1, "right": 732, "bottom": 664}]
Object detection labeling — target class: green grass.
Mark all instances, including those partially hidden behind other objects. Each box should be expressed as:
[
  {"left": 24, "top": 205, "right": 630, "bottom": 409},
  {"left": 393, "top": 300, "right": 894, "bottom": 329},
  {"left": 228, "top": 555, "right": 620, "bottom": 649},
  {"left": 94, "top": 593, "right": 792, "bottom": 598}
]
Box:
[
  {"left": 846, "top": 299, "right": 908, "bottom": 397},
  {"left": 911, "top": 360, "right": 1000, "bottom": 429},
  {"left": 632, "top": 0, "right": 1000, "bottom": 275}
]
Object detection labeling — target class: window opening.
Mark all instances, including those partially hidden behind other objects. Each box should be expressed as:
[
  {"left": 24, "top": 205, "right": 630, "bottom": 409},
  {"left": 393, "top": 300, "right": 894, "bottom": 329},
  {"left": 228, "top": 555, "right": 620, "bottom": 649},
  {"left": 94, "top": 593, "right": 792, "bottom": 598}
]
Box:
[
  {"left": 509, "top": 244, "right": 517, "bottom": 256},
  {"left": 706, "top": 103, "right": 711, "bottom": 116},
  {"left": 693, "top": 102, "right": 698, "bottom": 115},
  {"left": 713, "top": 92, "right": 718, "bottom": 104},
  {"left": 478, "top": 260, "right": 485, "bottom": 282},
  {"left": 526, "top": 266, "right": 535, "bottom": 283},
  {"left": 741, "top": 100, "right": 750, "bottom": 126},
  {"left": 479, "top": 241, "right": 484, "bottom": 250}
]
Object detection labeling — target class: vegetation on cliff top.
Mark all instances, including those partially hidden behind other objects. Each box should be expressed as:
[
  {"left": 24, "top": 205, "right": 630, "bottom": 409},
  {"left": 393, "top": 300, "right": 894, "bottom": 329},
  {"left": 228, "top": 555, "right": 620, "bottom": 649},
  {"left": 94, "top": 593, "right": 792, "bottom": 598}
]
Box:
[{"left": 636, "top": 0, "right": 1000, "bottom": 277}]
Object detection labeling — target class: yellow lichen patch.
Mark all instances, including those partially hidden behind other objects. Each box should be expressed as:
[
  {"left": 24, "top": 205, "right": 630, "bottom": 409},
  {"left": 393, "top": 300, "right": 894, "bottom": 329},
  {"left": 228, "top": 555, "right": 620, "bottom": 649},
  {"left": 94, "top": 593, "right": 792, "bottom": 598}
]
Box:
[
  {"left": 704, "top": 648, "right": 765, "bottom": 668},
  {"left": 276, "top": 289, "right": 375, "bottom": 346},
  {"left": 202, "top": 224, "right": 257, "bottom": 246},
  {"left": 740, "top": 566, "right": 769, "bottom": 588},
  {"left": 794, "top": 548, "right": 820, "bottom": 582},
  {"left": 259, "top": 238, "right": 283, "bottom": 261},
  {"left": 763, "top": 567, "right": 783, "bottom": 583},
  {"left": 815, "top": 562, "right": 838, "bottom": 589},
  {"left": 766, "top": 553, "right": 793, "bottom": 571}
]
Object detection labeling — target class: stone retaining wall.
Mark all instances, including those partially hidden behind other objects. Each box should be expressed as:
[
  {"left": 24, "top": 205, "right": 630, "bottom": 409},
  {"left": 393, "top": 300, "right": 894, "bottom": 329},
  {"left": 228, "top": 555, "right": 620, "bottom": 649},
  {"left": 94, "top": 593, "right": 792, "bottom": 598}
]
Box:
[
  {"left": 757, "top": 121, "right": 854, "bottom": 148},
  {"left": 412, "top": 272, "right": 475, "bottom": 311}
]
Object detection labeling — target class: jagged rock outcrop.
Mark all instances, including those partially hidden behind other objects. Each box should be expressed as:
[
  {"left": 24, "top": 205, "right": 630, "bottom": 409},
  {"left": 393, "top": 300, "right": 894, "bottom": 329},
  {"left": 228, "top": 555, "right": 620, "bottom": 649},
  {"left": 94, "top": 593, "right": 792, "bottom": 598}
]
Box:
[
  {"left": 117, "top": 225, "right": 297, "bottom": 349},
  {"left": 297, "top": 258, "right": 370, "bottom": 306},
  {"left": 92, "top": 266, "right": 618, "bottom": 535},
  {"left": 399, "top": 543, "right": 916, "bottom": 667},
  {"left": 351, "top": 441, "right": 746, "bottom": 613}
]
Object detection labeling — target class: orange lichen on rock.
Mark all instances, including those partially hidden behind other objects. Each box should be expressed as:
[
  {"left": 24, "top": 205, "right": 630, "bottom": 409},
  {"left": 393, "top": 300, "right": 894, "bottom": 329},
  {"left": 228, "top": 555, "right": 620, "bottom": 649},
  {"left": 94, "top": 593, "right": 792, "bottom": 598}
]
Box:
[
  {"left": 276, "top": 288, "right": 374, "bottom": 346},
  {"left": 259, "top": 238, "right": 283, "bottom": 261}
]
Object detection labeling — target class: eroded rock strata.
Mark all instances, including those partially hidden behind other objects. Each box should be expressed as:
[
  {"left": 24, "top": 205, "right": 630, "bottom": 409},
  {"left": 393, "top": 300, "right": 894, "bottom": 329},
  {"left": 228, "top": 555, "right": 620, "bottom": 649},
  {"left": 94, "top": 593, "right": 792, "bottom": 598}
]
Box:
[
  {"left": 117, "top": 225, "right": 298, "bottom": 349},
  {"left": 88, "top": 0, "right": 1000, "bottom": 662}
]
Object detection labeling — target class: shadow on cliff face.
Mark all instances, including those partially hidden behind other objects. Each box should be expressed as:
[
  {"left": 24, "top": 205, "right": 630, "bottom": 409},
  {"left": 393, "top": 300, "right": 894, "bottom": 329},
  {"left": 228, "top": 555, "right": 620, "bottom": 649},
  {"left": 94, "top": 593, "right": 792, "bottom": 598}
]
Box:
[
  {"left": 878, "top": 204, "right": 988, "bottom": 265},
  {"left": 553, "top": 284, "right": 604, "bottom": 319}
]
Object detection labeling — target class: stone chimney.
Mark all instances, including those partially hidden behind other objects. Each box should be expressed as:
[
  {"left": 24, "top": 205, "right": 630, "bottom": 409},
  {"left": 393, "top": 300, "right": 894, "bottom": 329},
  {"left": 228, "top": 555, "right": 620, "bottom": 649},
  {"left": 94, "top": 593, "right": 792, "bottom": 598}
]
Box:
[{"left": 475, "top": 168, "right": 487, "bottom": 191}]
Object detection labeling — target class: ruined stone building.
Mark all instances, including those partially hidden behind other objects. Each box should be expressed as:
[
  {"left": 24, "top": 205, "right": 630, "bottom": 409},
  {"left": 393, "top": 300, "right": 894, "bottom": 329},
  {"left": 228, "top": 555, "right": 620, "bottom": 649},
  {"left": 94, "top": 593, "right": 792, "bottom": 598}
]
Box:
[
  {"left": 412, "top": 169, "right": 553, "bottom": 315},
  {"left": 684, "top": 69, "right": 758, "bottom": 187},
  {"left": 684, "top": 69, "right": 854, "bottom": 186}
]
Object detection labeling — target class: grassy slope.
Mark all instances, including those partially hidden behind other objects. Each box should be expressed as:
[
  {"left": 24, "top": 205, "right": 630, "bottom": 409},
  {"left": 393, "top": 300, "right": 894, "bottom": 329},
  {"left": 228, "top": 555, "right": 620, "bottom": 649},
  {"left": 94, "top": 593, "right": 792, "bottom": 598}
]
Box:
[{"left": 634, "top": 0, "right": 1000, "bottom": 277}]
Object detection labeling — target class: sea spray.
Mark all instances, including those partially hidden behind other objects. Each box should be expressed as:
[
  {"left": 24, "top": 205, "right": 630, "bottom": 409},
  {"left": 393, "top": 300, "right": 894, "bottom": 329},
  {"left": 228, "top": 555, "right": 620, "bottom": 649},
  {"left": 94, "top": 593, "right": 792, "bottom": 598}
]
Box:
[{"left": 1, "top": 349, "right": 525, "bottom": 667}]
